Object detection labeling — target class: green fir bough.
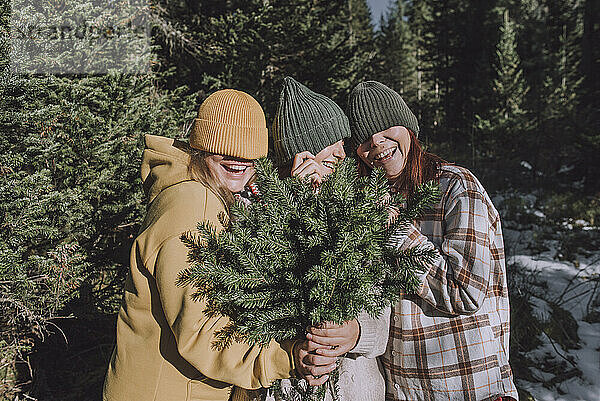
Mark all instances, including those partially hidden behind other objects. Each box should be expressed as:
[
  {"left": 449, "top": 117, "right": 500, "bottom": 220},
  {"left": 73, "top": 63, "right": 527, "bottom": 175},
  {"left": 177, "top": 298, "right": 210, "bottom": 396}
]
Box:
[{"left": 178, "top": 157, "right": 439, "bottom": 351}]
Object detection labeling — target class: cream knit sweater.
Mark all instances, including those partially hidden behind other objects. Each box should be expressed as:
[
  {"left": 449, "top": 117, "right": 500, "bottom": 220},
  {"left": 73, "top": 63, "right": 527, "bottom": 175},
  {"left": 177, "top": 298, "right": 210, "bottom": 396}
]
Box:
[
  {"left": 242, "top": 306, "right": 391, "bottom": 401},
  {"left": 330, "top": 306, "right": 391, "bottom": 401}
]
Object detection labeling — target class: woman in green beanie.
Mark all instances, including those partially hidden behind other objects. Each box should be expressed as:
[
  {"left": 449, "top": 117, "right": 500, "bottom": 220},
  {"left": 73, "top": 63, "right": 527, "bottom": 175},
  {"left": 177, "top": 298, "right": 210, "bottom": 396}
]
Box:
[
  {"left": 269, "top": 77, "right": 391, "bottom": 401},
  {"left": 313, "top": 81, "right": 518, "bottom": 401}
]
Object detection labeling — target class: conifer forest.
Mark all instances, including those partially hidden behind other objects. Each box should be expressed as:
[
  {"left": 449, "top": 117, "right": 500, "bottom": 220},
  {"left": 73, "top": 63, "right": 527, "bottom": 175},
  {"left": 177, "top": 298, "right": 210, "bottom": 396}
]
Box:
[{"left": 1, "top": 0, "right": 599, "bottom": 400}]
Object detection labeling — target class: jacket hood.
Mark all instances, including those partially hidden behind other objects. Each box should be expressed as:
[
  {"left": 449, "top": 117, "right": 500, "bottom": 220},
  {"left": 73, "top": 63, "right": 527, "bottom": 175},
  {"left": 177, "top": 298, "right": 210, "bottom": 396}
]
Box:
[{"left": 141, "top": 134, "right": 194, "bottom": 204}]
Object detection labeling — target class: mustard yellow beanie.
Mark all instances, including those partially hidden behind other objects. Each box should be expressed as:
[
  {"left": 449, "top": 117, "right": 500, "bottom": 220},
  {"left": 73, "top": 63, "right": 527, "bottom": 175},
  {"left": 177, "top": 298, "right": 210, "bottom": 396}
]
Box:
[{"left": 190, "top": 89, "right": 268, "bottom": 159}]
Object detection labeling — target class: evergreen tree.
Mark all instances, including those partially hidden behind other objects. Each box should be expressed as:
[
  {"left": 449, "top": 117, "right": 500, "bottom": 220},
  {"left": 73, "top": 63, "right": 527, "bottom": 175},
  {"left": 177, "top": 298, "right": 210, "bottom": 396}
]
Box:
[
  {"left": 515, "top": 0, "right": 586, "bottom": 186},
  {"left": 9, "top": 0, "right": 150, "bottom": 75},
  {"left": 0, "top": 69, "right": 196, "bottom": 399},
  {"left": 260, "top": 0, "right": 363, "bottom": 111},
  {"left": 491, "top": 9, "right": 530, "bottom": 123},
  {"left": 580, "top": 0, "right": 600, "bottom": 192},
  {"left": 404, "top": 0, "right": 439, "bottom": 146},
  {"left": 536, "top": 21, "right": 583, "bottom": 182},
  {"left": 153, "top": 0, "right": 373, "bottom": 118},
  {"left": 373, "top": 0, "right": 442, "bottom": 147},
  {"left": 416, "top": 0, "right": 497, "bottom": 162},
  {"left": 347, "top": 0, "right": 376, "bottom": 85},
  {"left": 476, "top": 9, "right": 531, "bottom": 187},
  {"left": 374, "top": 1, "right": 418, "bottom": 101},
  {"left": 1, "top": 1, "right": 195, "bottom": 397}
]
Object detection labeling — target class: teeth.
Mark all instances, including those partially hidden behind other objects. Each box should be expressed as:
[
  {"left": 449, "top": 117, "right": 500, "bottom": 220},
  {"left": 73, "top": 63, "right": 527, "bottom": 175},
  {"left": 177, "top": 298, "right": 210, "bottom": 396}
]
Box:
[
  {"left": 322, "top": 161, "right": 335, "bottom": 170},
  {"left": 227, "top": 165, "right": 247, "bottom": 171},
  {"left": 374, "top": 148, "right": 394, "bottom": 160}
]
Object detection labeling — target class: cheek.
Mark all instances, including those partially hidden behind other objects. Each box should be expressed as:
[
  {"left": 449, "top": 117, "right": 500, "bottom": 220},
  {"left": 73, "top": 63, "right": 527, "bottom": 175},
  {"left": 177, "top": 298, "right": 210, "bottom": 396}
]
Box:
[
  {"left": 398, "top": 154, "right": 408, "bottom": 169},
  {"left": 205, "top": 159, "right": 230, "bottom": 187},
  {"left": 389, "top": 154, "right": 407, "bottom": 176},
  {"left": 399, "top": 142, "right": 410, "bottom": 161},
  {"left": 205, "top": 159, "right": 221, "bottom": 178},
  {"left": 356, "top": 148, "right": 370, "bottom": 164}
]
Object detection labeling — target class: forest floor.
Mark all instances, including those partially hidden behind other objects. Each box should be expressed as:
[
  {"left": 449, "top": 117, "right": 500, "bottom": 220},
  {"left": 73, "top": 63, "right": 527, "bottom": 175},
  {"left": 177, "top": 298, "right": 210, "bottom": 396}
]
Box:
[{"left": 498, "top": 193, "right": 600, "bottom": 401}]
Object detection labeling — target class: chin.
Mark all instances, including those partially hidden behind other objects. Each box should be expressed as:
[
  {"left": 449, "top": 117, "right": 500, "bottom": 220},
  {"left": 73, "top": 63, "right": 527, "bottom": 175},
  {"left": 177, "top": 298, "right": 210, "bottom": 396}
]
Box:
[
  {"left": 381, "top": 164, "right": 403, "bottom": 179},
  {"left": 225, "top": 178, "right": 250, "bottom": 193},
  {"left": 386, "top": 170, "right": 404, "bottom": 180},
  {"left": 219, "top": 171, "right": 253, "bottom": 193}
]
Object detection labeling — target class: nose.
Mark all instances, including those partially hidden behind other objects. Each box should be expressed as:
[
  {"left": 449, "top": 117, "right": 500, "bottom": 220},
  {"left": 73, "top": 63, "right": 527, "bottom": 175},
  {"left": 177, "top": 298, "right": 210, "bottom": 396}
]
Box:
[{"left": 370, "top": 132, "right": 385, "bottom": 147}]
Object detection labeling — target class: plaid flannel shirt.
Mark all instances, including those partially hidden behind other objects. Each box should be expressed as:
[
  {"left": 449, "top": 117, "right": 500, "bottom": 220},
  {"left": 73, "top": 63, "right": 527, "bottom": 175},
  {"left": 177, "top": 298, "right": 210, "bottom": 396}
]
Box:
[{"left": 383, "top": 165, "right": 518, "bottom": 401}]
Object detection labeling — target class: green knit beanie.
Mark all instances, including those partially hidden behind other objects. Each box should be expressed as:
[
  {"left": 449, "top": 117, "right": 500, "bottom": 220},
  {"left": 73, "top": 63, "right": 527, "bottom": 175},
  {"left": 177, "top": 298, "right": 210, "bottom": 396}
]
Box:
[
  {"left": 347, "top": 81, "right": 419, "bottom": 147},
  {"left": 272, "top": 77, "right": 350, "bottom": 166}
]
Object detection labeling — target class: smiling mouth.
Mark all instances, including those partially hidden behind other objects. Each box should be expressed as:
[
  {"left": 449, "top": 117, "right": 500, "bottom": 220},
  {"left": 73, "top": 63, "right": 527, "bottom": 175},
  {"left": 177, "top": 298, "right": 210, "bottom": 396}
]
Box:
[
  {"left": 373, "top": 147, "right": 397, "bottom": 163},
  {"left": 321, "top": 160, "right": 336, "bottom": 170},
  {"left": 222, "top": 164, "right": 250, "bottom": 175}
]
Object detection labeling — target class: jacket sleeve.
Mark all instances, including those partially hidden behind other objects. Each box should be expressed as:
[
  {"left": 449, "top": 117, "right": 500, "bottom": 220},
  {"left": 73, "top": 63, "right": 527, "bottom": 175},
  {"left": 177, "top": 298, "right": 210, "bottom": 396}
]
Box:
[
  {"left": 349, "top": 306, "right": 391, "bottom": 358},
  {"left": 153, "top": 235, "right": 296, "bottom": 389},
  {"left": 393, "top": 182, "right": 496, "bottom": 316}
]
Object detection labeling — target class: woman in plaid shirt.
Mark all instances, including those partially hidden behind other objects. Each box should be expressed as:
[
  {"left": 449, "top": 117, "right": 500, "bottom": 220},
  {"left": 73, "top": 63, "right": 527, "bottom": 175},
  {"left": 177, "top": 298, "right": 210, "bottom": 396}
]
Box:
[{"left": 307, "top": 81, "right": 518, "bottom": 401}]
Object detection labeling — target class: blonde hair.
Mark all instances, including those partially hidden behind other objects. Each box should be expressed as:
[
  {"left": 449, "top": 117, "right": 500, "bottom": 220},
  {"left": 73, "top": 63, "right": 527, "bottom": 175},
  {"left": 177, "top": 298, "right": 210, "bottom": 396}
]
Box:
[{"left": 187, "top": 148, "right": 235, "bottom": 211}]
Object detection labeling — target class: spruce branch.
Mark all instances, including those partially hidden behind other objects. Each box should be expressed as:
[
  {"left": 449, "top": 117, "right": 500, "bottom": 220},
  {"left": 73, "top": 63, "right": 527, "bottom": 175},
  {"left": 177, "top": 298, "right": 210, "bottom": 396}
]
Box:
[{"left": 179, "top": 157, "right": 440, "bottom": 398}]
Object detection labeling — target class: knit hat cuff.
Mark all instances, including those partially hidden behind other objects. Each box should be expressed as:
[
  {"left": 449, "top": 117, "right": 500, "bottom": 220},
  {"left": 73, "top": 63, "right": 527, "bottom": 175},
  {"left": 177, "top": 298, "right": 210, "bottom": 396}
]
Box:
[
  {"left": 274, "top": 116, "right": 350, "bottom": 166},
  {"left": 191, "top": 118, "right": 268, "bottom": 159}
]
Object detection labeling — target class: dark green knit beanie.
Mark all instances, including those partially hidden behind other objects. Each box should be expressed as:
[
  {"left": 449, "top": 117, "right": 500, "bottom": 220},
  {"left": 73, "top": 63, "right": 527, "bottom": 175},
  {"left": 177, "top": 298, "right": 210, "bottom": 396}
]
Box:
[
  {"left": 272, "top": 77, "right": 350, "bottom": 166},
  {"left": 347, "top": 81, "right": 419, "bottom": 147}
]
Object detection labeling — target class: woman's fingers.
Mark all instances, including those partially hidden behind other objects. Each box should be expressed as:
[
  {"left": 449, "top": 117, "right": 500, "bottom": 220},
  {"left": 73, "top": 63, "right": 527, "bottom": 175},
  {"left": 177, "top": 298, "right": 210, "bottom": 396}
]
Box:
[
  {"left": 300, "top": 359, "right": 336, "bottom": 386},
  {"left": 313, "top": 347, "right": 343, "bottom": 357},
  {"left": 292, "top": 160, "right": 321, "bottom": 180},
  {"left": 294, "top": 339, "right": 338, "bottom": 387},
  {"left": 306, "top": 334, "right": 352, "bottom": 358},
  {"left": 291, "top": 151, "right": 317, "bottom": 178},
  {"left": 312, "top": 321, "right": 342, "bottom": 330},
  {"left": 306, "top": 319, "right": 360, "bottom": 355},
  {"left": 305, "top": 339, "right": 345, "bottom": 357},
  {"left": 306, "top": 332, "right": 341, "bottom": 346},
  {"left": 291, "top": 151, "right": 316, "bottom": 171},
  {"left": 302, "top": 352, "right": 336, "bottom": 366},
  {"left": 306, "top": 339, "right": 335, "bottom": 352},
  {"left": 309, "top": 325, "right": 346, "bottom": 337},
  {"left": 303, "top": 362, "right": 337, "bottom": 378}
]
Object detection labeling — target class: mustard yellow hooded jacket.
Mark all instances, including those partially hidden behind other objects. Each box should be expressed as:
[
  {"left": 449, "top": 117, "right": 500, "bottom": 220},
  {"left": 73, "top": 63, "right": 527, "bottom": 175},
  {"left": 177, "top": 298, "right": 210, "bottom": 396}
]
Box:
[{"left": 103, "top": 135, "right": 294, "bottom": 401}]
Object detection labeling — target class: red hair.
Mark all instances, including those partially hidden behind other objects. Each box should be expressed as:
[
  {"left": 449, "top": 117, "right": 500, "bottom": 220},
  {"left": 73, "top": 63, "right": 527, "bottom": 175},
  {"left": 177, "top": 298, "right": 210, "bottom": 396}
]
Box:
[{"left": 358, "top": 129, "right": 447, "bottom": 198}]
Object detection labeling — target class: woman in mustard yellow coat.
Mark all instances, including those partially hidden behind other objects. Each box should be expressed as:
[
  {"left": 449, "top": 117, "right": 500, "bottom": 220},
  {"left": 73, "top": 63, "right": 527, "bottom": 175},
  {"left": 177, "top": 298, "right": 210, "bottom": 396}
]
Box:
[{"left": 103, "top": 90, "right": 336, "bottom": 401}]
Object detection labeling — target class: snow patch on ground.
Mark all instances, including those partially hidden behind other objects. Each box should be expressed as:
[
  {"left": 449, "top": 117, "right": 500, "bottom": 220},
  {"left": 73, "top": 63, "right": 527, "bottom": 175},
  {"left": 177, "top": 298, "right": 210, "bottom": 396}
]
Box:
[{"left": 507, "top": 247, "right": 600, "bottom": 401}]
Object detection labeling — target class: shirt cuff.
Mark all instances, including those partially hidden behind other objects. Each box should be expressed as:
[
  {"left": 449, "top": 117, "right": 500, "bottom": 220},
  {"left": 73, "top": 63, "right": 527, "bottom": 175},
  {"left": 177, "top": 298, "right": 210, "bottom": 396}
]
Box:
[
  {"left": 390, "top": 223, "right": 422, "bottom": 251},
  {"left": 350, "top": 310, "right": 380, "bottom": 355}
]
